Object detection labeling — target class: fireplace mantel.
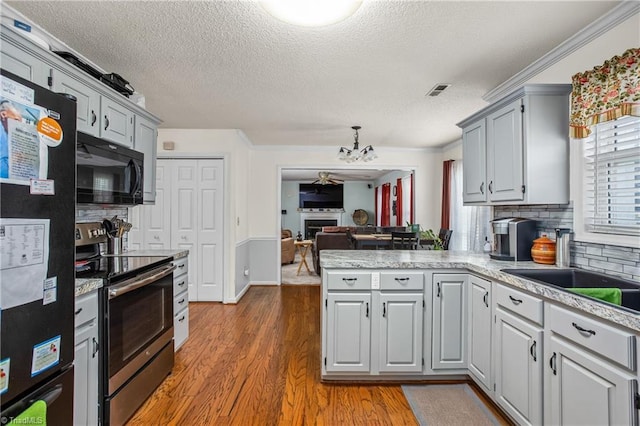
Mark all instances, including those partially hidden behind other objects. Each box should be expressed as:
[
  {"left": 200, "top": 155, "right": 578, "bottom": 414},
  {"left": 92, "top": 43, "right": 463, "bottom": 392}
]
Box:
[{"left": 300, "top": 211, "right": 343, "bottom": 239}]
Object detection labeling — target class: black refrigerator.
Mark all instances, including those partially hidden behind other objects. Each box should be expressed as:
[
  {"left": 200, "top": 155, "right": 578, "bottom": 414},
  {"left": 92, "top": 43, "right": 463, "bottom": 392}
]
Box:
[{"left": 0, "top": 70, "right": 77, "bottom": 425}]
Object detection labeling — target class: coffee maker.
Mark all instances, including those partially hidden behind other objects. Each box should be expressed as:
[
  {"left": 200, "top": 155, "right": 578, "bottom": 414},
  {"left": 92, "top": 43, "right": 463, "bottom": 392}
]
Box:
[{"left": 489, "top": 218, "right": 537, "bottom": 261}]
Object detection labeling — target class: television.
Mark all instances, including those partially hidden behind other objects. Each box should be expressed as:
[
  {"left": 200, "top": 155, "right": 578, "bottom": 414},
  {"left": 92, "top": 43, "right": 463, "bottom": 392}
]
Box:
[{"left": 299, "top": 184, "right": 344, "bottom": 208}]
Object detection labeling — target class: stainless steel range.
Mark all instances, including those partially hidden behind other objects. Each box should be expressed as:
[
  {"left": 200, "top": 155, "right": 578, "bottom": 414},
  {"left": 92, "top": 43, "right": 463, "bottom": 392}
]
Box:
[{"left": 75, "top": 222, "right": 175, "bottom": 426}]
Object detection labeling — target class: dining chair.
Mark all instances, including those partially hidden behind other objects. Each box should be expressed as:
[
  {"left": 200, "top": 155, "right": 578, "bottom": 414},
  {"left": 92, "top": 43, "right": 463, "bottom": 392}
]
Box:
[
  {"left": 438, "top": 229, "right": 453, "bottom": 250},
  {"left": 391, "top": 231, "right": 420, "bottom": 250}
]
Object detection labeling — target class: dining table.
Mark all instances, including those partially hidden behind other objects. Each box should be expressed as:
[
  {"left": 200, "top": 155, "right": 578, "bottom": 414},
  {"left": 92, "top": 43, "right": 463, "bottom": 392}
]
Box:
[{"left": 350, "top": 233, "right": 436, "bottom": 250}]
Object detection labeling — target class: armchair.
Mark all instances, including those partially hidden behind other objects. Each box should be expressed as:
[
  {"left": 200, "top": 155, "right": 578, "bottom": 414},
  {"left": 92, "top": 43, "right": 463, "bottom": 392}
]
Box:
[{"left": 281, "top": 229, "right": 295, "bottom": 264}]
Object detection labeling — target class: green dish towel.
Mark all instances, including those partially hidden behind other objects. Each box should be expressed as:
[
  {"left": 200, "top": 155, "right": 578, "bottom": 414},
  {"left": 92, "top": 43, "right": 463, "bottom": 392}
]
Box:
[
  {"left": 568, "top": 287, "right": 622, "bottom": 306},
  {"left": 9, "top": 400, "right": 47, "bottom": 426}
]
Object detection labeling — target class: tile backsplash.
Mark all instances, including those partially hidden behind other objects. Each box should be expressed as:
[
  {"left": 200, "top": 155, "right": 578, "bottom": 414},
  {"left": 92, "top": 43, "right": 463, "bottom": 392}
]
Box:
[
  {"left": 494, "top": 203, "right": 639, "bottom": 280},
  {"left": 76, "top": 206, "right": 129, "bottom": 251}
]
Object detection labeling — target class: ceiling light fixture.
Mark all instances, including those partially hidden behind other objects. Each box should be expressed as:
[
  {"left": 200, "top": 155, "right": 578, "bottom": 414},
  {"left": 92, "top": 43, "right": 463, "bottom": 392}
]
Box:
[
  {"left": 261, "top": 0, "right": 361, "bottom": 27},
  {"left": 338, "top": 126, "right": 377, "bottom": 163}
]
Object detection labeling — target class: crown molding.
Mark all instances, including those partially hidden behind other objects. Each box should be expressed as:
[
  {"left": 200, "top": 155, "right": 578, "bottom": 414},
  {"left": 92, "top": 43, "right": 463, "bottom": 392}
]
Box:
[{"left": 483, "top": 1, "right": 640, "bottom": 104}]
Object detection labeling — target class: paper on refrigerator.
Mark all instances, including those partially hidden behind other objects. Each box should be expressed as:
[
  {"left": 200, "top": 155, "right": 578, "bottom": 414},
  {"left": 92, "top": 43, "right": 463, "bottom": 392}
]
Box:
[{"left": 0, "top": 218, "right": 50, "bottom": 309}]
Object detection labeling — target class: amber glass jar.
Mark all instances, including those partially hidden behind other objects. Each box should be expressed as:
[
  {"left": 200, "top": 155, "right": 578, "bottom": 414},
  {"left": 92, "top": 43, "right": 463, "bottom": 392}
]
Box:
[{"left": 531, "top": 235, "right": 556, "bottom": 264}]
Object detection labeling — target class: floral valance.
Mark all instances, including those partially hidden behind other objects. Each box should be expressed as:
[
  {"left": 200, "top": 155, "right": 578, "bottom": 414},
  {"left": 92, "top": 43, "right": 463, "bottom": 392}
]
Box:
[{"left": 570, "top": 47, "right": 640, "bottom": 139}]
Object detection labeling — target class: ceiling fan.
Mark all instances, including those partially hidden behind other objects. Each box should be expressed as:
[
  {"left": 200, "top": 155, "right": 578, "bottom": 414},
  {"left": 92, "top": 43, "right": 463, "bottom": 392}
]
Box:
[{"left": 313, "top": 171, "right": 344, "bottom": 185}]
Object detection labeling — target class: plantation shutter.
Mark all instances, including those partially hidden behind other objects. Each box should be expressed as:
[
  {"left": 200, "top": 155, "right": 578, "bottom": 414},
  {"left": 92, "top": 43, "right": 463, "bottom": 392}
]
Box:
[{"left": 583, "top": 115, "right": 640, "bottom": 235}]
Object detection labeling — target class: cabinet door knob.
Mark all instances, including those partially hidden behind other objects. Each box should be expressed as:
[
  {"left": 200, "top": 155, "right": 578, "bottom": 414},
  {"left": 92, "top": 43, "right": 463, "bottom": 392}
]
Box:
[
  {"left": 382, "top": 302, "right": 386, "bottom": 317},
  {"left": 365, "top": 302, "right": 369, "bottom": 318},
  {"left": 549, "top": 352, "right": 557, "bottom": 375},
  {"left": 483, "top": 291, "right": 489, "bottom": 307},
  {"left": 436, "top": 282, "right": 441, "bottom": 298},
  {"left": 480, "top": 182, "right": 484, "bottom": 194},
  {"left": 104, "top": 115, "right": 110, "bottom": 130},
  {"left": 91, "top": 110, "right": 97, "bottom": 126},
  {"left": 488, "top": 180, "right": 493, "bottom": 194},
  {"left": 75, "top": 307, "right": 83, "bottom": 315}
]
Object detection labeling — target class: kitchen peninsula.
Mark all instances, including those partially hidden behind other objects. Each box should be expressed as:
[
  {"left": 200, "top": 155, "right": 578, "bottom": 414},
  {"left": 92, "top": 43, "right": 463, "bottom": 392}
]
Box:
[{"left": 320, "top": 249, "right": 639, "bottom": 425}]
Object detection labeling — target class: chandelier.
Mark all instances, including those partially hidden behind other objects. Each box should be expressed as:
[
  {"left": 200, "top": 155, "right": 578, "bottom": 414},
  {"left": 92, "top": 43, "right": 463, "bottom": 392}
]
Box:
[{"left": 338, "top": 126, "right": 377, "bottom": 163}]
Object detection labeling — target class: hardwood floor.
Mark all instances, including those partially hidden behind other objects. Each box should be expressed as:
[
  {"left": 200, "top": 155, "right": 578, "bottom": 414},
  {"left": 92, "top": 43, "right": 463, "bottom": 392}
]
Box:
[{"left": 127, "top": 285, "right": 418, "bottom": 425}]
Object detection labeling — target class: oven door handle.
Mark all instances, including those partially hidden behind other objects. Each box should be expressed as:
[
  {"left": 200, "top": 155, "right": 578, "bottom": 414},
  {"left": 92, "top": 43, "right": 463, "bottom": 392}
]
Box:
[{"left": 108, "top": 264, "right": 176, "bottom": 299}]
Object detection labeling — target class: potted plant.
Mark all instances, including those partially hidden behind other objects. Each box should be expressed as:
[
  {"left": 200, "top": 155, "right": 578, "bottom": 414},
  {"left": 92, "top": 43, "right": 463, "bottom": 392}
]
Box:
[{"left": 406, "top": 223, "right": 443, "bottom": 250}]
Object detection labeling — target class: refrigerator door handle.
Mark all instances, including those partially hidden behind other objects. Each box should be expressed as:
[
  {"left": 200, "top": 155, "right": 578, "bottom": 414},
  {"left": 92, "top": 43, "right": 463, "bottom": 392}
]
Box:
[{"left": 30, "top": 384, "right": 63, "bottom": 406}]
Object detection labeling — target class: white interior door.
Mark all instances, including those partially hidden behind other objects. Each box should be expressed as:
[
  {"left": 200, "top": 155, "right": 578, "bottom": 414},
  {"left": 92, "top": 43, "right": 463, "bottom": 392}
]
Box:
[
  {"left": 171, "top": 160, "right": 198, "bottom": 299},
  {"left": 196, "top": 160, "right": 224, "bottom": 301}
]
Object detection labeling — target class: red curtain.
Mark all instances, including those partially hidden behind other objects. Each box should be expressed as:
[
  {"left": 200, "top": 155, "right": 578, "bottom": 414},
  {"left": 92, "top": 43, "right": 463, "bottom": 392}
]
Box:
[
  {"left": 441, "top": 160, "right": 454, "bottom": 229},
  {"left": 396, "top": 178, "right": 403, "bottom": 226},
  {"left": 410, "top": 173, "right": 414, "bottom": 225},
  {"left": 375, "top": 186, "right": 379, "bottom": 226},
  {"left": 381, "top": 183, "right": 391, "bottom": 226}
]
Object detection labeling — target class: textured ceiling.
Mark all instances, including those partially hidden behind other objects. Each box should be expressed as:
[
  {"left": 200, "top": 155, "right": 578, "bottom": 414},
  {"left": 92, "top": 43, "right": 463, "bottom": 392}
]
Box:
[{"left": 6, "top": 1, "right": 619, "bottom": 149}]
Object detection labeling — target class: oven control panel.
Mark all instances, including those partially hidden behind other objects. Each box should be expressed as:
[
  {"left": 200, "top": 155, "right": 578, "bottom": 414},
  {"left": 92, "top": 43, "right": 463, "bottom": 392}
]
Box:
[{"left": 75, "top": 222, "right": 108, "bottom": 246}]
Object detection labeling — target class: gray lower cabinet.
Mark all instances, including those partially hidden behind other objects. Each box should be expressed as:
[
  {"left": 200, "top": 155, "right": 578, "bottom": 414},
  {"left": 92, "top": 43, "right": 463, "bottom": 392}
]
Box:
[
  {"left": 323, "top": 270, "right": 424, "bottom": 375},
  {"left": 379, "top": 292, "right": 423, "bottom": 372},
  {"left": 326, "top": 292, "right": 371, "bottom": 372},
  {"left": 544, "top": 304, "right": 638, "bottom": 425},
  {"left": 74, "top": 291, "right": 99, "bottom": 426},
  {"left": 494, "top": 307, "right": 543, "bottom": 425},
  {"left": 468, "top": 275, "right": 492, "bottom": 389},
  {"left": 432, "top": 273, "right": 468, "bottom": 370},
  {"left": 173, "top": 255, "right": 190, "bottom": 351}
]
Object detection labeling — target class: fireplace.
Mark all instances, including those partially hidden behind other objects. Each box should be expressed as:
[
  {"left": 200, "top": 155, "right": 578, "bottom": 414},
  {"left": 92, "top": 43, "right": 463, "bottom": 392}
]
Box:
[
  {"left": 305, "top": 220, "right": 337, "bottom": 240},
  {"left": 299, "top": 210, "right": 343, "bottom": 239}
]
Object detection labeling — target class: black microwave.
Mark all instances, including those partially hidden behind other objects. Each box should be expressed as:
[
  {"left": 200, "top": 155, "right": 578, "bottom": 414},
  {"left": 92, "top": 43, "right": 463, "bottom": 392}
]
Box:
[{"left": 76, "top": 132, "right": 144, "bottom": 205}]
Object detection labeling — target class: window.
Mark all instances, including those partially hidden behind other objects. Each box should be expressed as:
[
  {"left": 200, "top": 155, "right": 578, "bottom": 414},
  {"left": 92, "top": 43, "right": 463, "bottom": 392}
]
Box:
[
  {"left": 449, "top": 161, "right": 493, "bottom": 251},
  {"left": 583, "top": 115, "right": 640, "bottom": 236}
]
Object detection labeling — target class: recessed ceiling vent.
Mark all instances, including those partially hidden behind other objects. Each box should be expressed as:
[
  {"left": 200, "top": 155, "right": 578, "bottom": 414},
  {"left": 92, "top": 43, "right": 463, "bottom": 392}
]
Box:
[{"left": 426, "top": 83, "right": 451, "bottom": 97}]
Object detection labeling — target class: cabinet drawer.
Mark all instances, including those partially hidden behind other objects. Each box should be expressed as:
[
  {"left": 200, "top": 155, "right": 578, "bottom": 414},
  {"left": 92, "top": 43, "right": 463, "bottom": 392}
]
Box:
[
  {"left": 326, "top": 271, "right": 371, "bottom": 290},
  {"left": 172, "top": 257, "right": 188, "bottom": 277},
  {"left": 174, "top": 308, "right": 189, "bottom": 351},
  {"left": 379, "top": 271, "right": 424, "bottom": 290},
  {"left": 173, "top": 274, "right": 188, "bottom": 296},
  {"left": 496, "top": 284, "right": 543, "bottom": 326},
  {"left": 547, "top": 304, "right": 636, "bottom": 371},
  {"left": 75, "top": 292, "right": 99, "bottom": 328},
  {"left": 173, "top": 291, "right": 188, "bottom": 314}
]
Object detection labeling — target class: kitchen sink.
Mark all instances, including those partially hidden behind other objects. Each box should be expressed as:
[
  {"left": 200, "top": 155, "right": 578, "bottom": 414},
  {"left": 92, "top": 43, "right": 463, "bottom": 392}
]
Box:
[{"left": 502, "top": 268, "right": 640, "bottom": 312}]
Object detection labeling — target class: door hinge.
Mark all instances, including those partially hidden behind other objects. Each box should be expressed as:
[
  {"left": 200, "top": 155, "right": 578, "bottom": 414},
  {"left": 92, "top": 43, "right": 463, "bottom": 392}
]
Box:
[
  {"left": 422, "top": 358, "right": 425, "bottom": 367},
  {"left": 493, "top": 383, "right": 496, "bottom": 391},
  {"left": 47, "top": 69, "right": 53, "bottom": 88},
  {"left": 521, "top": 185, "right": 526, "bottom": 193},
  {"left": 423, "top": 300, "right": 425, "bottom": 309},
  {"left": 520, "top": 105, "right": 525, "bottom": 113},
  {"left": 325, "top": 299, "right": 327, "bottom": 308}
]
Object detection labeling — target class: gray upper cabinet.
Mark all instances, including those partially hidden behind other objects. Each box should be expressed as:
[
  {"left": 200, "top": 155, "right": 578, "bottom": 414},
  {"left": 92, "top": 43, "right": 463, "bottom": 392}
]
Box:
[
  {"left": 2, "top": 21, "right": 162, "bottom": 203},
  {"left": 1, "top": 34, "right": 50, "bottom": 88},
  {"left": 52, "top": 69, "right": 100, "bottom": 136},
  {"left": 462, "top": 120, "right": 486, "bottom": 203},
  {"left": 101, "top": 96, "right": 134, "bottom": 147},
  {"left": 134, "top": 115, "right": 158, "bottom": 203},
  {"left": 458, "top": 85, "right": 571, "bottom": 205}
]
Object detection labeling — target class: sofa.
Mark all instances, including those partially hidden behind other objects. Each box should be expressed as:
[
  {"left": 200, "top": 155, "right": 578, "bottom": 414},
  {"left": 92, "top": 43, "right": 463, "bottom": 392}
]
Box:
[
  {"left": 281, "top": 229, "right": 295, "bottom": 264},
  {"left": 311, "top": 225, "right": 407, "bottom": 274}
]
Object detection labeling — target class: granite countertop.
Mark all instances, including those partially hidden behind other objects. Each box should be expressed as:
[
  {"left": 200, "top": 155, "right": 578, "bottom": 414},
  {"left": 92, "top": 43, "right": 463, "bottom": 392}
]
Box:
[
  {"left": 75, "top": 278, "right": 103, "bottom": 297},
  {"left": 320, "top": 250, "right": 640, "bottom": 332}
]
